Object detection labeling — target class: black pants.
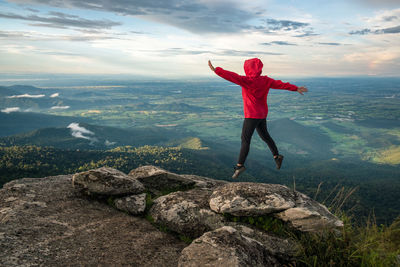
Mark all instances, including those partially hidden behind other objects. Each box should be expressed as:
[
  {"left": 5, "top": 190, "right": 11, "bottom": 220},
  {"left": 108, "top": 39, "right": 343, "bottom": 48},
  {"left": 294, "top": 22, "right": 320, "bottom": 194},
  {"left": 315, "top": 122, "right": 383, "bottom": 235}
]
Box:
[{"left": 238, "top": 118, "right": 279, "bottom": 165}]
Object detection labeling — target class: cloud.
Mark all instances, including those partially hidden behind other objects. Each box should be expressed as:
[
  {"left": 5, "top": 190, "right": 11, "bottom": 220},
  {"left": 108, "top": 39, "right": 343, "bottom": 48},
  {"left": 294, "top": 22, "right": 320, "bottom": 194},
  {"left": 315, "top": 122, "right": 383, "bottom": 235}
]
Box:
[
  {"left": 383, "top": 15, "right": 398, "bottom": 22},
  {"left": 0, "top": 11, "right": 121, "bottom": 29},
  {"left": 6, "top": 0, "right": 262, "bottom": 34},
  {"left": 145, "top": 48, "right": 283, "bottom": 57},
  {"left": 50, "top": 105, "right": 70, "bottom": 110},
  {"left": 264, "top": 19, "right": 309, "bottom": 31},
  {"left": 0, "top": 29, "right": 120, "bottom": 43},
  {"left": 261, "top": 41, "right": 297, "bottom": 46},
  {"left": 50, "top": 93, "right": 59, "bottom": 97},
  {"left": 294, "top": 31, "right": 320, "bottom": 37},
  {"left": 318, "top": 42, "right": 342, "bottom": 46},
  {"left": 218, "top": 49, "right": 283, "bottom": 56},
  {"left": 382, "top": 25, "right": 400, "bottom": 33},
  {"left": 1, "top": 107, "right": 21, "bottom": 113},
  {"left": 7, "top": 94, "right": 45, "bottom": 98},
  {"left": 105, "top": 140, "right": 116, "bottom": 146},
  {"left": 350, "top": 25, "right": 400, "bottom": 35},
  {"left": 353, "top": 0, "right": 399, "bottom": 7},
  {"left": 67, "top": 123, "right": 98, "bottom": 143}
]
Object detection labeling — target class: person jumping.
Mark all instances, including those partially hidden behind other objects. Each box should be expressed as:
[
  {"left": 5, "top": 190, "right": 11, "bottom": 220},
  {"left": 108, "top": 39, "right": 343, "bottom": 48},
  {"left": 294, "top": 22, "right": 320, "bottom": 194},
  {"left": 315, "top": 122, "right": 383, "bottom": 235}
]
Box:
[{"left": 208, "top": 58, "right": 308, "bottom": 179}]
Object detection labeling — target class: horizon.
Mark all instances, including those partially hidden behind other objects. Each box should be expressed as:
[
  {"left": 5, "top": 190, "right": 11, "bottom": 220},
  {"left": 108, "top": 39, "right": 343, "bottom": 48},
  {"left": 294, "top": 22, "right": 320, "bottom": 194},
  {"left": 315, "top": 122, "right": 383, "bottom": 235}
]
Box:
[{"left": 0, "top": 0, "right": 399, "bottom": 77}]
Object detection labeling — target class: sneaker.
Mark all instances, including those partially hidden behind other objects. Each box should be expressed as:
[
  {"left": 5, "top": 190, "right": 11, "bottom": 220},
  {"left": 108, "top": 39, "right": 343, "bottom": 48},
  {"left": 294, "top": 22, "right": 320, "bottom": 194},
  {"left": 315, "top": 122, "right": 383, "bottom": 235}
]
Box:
[
  {"left": 274, "top": 155, "right": 284, "bottom": 170},
  {"left": 232, "top": 165, "right": 246, "bottom": 179}
]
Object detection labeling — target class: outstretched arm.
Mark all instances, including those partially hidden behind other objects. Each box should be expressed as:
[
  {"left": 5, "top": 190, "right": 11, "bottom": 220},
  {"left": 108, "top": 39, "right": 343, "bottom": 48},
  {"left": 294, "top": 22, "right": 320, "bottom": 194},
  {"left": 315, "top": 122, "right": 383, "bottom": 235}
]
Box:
[
  {"left": 208, "top": 60, "right": 215, "bottom": 72},
  {"left": 270, "top": 78, "right": 308, "bottom": 95},
  {"left": 208, "top": 60, "right": 246, "bottom": 86},
  {"left": 297, "top": 86, "right": 308, "bottom": 95}
]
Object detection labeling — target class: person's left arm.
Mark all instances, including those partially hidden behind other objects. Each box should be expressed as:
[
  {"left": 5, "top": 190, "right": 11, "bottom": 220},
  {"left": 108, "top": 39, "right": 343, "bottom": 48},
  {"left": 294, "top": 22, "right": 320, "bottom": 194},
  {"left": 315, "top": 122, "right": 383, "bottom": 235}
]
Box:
[{"left": 269, "top": 77, "right": 308, "bottom": 95}]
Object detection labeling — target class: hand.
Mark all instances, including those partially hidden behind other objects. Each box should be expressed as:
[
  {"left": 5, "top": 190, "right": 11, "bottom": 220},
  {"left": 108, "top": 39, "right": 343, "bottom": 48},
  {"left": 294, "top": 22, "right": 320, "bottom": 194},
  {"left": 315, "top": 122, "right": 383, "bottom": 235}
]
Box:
[
  {"left": 208, "top": 60, "right": 215, "bottom": 72},
  {"left": 297, "top": 86, "right": 308, "bottom": 95}
]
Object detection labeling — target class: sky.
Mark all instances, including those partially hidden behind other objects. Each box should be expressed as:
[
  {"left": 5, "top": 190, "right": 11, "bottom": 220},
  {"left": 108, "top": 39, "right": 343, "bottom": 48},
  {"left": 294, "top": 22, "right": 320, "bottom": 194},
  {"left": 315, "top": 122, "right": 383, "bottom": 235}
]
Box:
[{"left": 0, "top": 0, "right": 399, "bottom": 78}]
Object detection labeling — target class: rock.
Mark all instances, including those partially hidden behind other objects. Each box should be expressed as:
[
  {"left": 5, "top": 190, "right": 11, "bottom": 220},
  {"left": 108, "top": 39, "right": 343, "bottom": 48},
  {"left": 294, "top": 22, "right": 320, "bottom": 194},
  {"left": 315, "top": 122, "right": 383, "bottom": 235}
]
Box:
[
  {"left": 72, "top": 167, "right": 145, "bottom": 196},
  {"left": 178, "top": 226, "right": 280, "bottom": 267},
  {"left": 209, "top": 182, "right": 343, "bottom": 233},
  {"left": 275, "top": 191, "right": 344, "bottom": 232},
  {"left": 227, "top": 223, "right": 299, "bottom": 261},
  {"left": 180, "top": 174, "right": 228, "bottom": 189},
  {"left": 129, "top": 165, "right": 196, "bottom": 195},
  {"left": 0, "top": 175, "right": 187, "bottom": 266},
  {"left": 149, "top": 188, "right": 226, "bottom": 238},
  {"left": 113, "top": 193, "right": 147, "bottom": 215},
  {"left": 209, "top": 182, "right": 296, "bottom": 216}
]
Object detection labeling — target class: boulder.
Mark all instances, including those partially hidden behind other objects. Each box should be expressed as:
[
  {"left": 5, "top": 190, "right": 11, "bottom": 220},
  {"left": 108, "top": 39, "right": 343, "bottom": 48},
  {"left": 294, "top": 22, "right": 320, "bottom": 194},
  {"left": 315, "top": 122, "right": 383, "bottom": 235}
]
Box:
[
  {"left": 209, "top": 182, "right": 296, "bottom": 216},
  {"left": 178, "top": 226, "right": 280, "bottom": 267},
  {"left": 113, "top": 193, "right": 147, "bottom": 215},
  {"left": 128, "top": 166, "right": 195, "bottom": 195},
  {"left": 149, "top": 188, "right": 226, "bottom": 238},
  {"left": 275, "top": 191, "right": 344, "bottom": 232},
  {"left": 227, "top": 223, "right": 299, "bottom": 261},
  {"left": 209, "top": 182, "right": 343, "bottom": 233},
  {"left": 180, "top": 174, "right": 228, "bottom": 189},
  {"left": 72, "top": 167, "right": 145, "bottom": 196}
]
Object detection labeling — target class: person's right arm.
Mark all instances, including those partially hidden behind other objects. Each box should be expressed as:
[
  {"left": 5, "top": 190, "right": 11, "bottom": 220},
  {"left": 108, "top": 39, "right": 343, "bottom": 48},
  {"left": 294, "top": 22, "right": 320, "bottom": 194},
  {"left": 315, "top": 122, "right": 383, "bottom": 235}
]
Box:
[{"left": 209, "top": 60, "right": 246, "bottom": 86}]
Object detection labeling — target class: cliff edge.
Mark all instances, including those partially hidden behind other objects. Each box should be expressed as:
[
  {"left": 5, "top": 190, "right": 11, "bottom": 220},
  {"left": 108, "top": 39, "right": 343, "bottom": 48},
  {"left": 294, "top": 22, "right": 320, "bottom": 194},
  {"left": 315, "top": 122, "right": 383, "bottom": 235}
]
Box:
[{"left": 0, "top": 166, "right": 343, "bottom": 266}]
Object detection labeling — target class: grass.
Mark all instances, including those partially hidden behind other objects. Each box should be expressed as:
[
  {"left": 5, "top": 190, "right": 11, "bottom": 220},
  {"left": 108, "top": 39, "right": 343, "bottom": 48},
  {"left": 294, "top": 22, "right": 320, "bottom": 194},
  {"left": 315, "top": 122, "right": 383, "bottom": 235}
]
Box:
[
  {"left": 294, "top": 214, "right": 400, "bottom": 267},
  {"left": 293, "top": 184, "right": 400, "bottom": 267}
]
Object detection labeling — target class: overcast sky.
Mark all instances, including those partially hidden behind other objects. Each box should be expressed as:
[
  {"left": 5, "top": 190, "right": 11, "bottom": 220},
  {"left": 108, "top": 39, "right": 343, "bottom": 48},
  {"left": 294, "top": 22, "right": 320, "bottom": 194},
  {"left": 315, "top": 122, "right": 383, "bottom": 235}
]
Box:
[{"left": 0, "top": 0, "right": 399, "bottom": 77}]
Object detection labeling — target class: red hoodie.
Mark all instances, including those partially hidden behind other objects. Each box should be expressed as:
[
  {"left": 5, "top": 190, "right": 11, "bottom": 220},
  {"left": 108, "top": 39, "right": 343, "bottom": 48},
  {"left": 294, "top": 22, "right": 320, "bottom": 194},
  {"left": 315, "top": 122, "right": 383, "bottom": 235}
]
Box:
[{"left": 215, "top": 58, "right": 298, "bottom": 119}]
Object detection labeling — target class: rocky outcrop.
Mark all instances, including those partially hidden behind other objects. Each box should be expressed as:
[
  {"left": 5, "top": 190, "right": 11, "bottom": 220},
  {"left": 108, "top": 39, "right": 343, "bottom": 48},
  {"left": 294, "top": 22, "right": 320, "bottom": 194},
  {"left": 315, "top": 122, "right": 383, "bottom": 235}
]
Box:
[
  {"left": 114, "top": 193, "right": 147, "bottom": 215},
  {"left": 149, "top": 188, "right": 226, "bottom": 238},
  {"left": 0, "top": 175, "right": 186, "bottom": 267},
  {"left": 209, "top": 182, "right": 343, "bottom": 232},
  {"left": 1, "top": 165, "right": 343, "bottom": 266},
  {"left": 209, "top": 182, "right": 296, "bottom": 216},
  {"left": 128, "top": 165, "right": 195, "bottom": 195},
  {"left": 275, "top": 191, "right": 344, "bottom": 232},
  {"left": 178, "top": 226, "right": 281, "bottom": 267},
  {"left": 72, "top": 167, "right": 145, "bottom": 196},
  {"left": 227, "top": 223, "right": 299, "bottom": 261}
]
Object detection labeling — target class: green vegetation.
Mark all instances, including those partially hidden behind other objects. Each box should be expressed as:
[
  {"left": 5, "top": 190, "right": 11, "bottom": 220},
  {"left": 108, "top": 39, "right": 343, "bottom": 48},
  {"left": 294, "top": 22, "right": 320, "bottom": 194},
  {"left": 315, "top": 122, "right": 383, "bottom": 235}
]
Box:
[
  {"left": 295, "top": 215, "right": 400, "bottom": 267},
  {"left": 223, "top": 213, "right": 290, "bottom": 237},
  {"left": 0, "top": 145, "right": 191, "bottom": 186}
]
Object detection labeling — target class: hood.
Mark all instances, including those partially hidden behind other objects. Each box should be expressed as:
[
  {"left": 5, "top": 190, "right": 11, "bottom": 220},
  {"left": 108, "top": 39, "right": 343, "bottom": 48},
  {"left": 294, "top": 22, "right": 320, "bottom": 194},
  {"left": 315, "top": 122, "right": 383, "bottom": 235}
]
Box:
[{"left": 244, "top": 58, "right": 263, "bottom": 77}]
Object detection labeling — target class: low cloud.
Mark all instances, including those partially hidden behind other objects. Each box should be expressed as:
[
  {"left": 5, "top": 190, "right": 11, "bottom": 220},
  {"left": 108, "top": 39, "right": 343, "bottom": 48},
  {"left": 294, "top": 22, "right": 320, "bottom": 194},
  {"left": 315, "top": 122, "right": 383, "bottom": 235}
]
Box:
[
  {"left": 218, "top": 49, "right": 283, "bottom": 56},
  {"left": 349, "top": 25, "right": 400, "bottom": 35},
  {"left": 7, "top": 94, "right": 45, "bottom": 98},
  {"left": 0, "top": 29, "right": 121, "bottom": 42},
  {"left": 261, "top": 41, "right": 297, "bottom": 46},
  {"left": 105, "top": 140, "right": 116, "bottom": 146},
  {"left": 294, "top": 31, "right": 320, "bottom": 38},
  {"left": 318, "top": 42, "right": 342, "bottom": 46},
  {"left": 51, "top": 105, "right": 70, "bottom": 110},
  {"left": 1, "top": 107, "right": 21, "bottom": 113},
  {"left": 147, "top": 48, "right": 283, "bottom": 57},
  {"left": 67, "top": 123, "right": 98, "bottom": 143},
  {"left": 265, "top": 19, "right": 309, "bottom": 31},
  {"left": 0, "top": 11, "right": 121, "bottom": 30}
]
